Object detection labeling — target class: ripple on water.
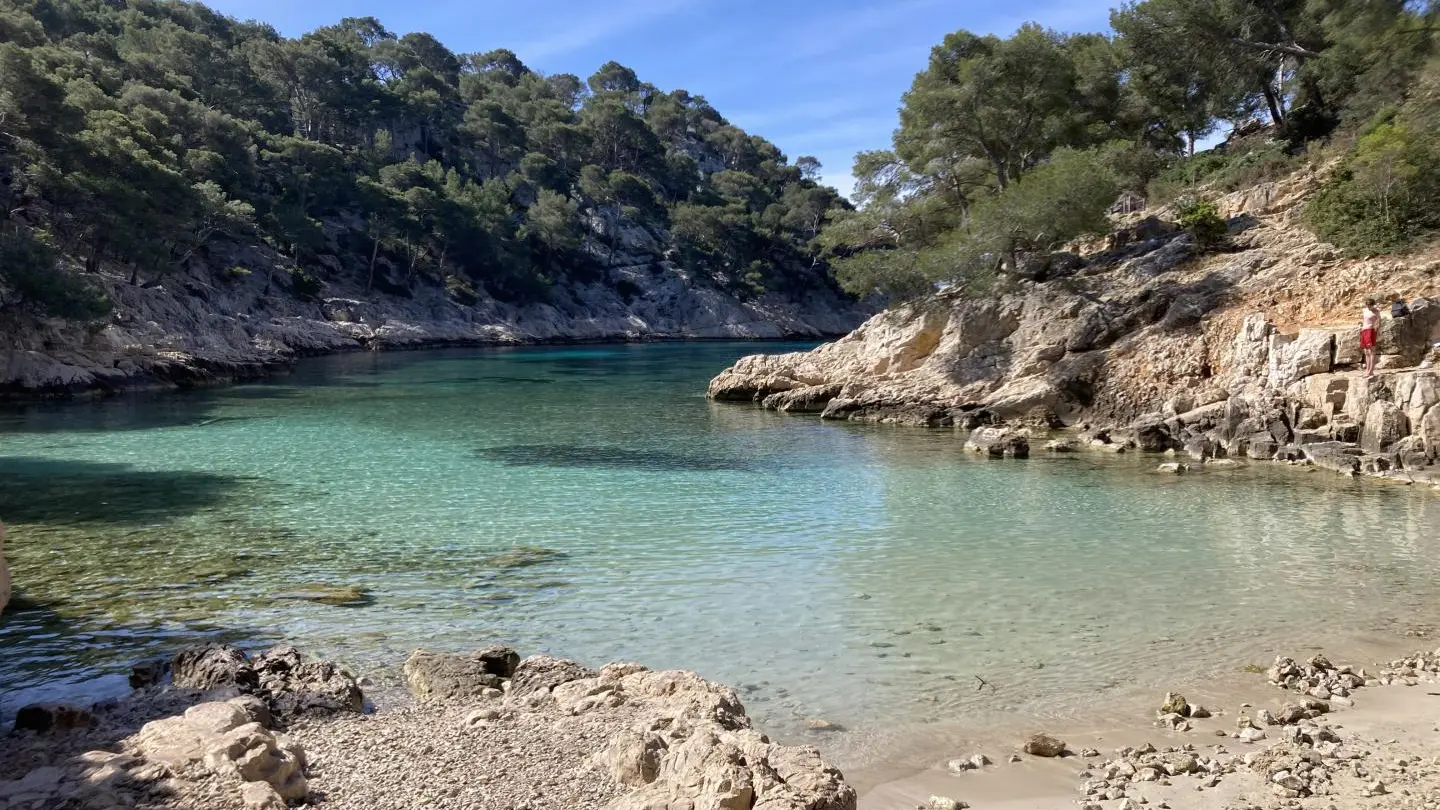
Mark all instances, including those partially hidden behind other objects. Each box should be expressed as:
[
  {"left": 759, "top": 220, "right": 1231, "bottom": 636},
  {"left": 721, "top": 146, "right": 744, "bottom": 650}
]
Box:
[{"left": 2, "top": 342, "right": 1440, "bottom": 771}]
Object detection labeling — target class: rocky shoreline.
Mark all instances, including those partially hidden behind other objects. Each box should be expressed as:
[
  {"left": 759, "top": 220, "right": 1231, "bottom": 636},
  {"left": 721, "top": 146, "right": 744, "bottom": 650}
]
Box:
[
  {"left": 0, "top": 644, "right": 856, "bottom": 810},
  {"left": 707, "top": 171, "right": 1440, "bottom": 490},
  {"left": 1, "top": 256, "right": 868, "bottom": 399},
  {"left": 6, "top": 641, "right": 1440, "bottom": 810}
]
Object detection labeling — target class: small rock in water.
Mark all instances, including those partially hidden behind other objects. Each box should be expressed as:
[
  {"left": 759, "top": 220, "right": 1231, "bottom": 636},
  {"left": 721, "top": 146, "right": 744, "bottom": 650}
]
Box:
[
  {"left": 1080, "top": 747, "right": 1100, "bottom": 758},
  {"left": 1008, "top": 754, "right": 1022, "bottom": 763},
  {"left": 1022, "top": 733, "right": 1067, "bottom": 757},
  {"left": 1237, "top": 727, "right": 1267, "bottom": 743},
  {"left": 805, "top": 718, "right": 845, "bottom": 732},
  {"left": 1160, "top": 692, "right": 1190, "bottom": 716},
  {"left": 922, "top": 796, "right": 968, "bottom": 810}
]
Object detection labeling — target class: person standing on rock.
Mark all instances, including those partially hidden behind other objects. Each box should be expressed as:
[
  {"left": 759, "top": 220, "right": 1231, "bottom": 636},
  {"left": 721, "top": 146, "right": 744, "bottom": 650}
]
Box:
[{"left": 1362, "top": 297, "right": 1381, "bottom": 377}]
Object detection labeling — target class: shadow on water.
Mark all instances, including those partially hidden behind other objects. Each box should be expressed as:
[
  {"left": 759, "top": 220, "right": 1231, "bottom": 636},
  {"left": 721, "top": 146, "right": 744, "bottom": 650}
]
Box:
[
  {"left": 474, "top": 444, "right": 752, "bottom": 472},
  {"left": 0, "top": 457, "right": 249, "bottom": 525}
]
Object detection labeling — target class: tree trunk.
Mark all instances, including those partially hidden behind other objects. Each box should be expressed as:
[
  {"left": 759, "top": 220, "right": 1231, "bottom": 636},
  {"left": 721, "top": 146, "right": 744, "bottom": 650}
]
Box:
[
  {"left": 1262, "top": 83, "right": 1285, "bottom": 126},
  {"left": 367, "top": 237, "right": 380, "bottom": 293}
]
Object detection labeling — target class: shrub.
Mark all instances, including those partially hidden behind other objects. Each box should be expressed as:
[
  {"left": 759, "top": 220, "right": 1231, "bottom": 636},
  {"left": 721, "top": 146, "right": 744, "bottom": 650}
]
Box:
[
  {"left": 445, "top": 274, "right": 479, "bottom": 305},
  {"left": 286, "top": 267, "right": 324, "bottom": 300},
  {"left": 1175, "top": 197, "right": 1228, "bottom": 251},
  {"left": 1304, "top": 122, "right": 1440, "bottom": 254}
]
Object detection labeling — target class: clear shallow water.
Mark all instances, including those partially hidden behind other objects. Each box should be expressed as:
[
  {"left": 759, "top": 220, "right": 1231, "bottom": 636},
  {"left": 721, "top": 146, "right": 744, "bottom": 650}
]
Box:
[{"left": 3, "top": 342, "right": 1440, "bottom": 768}]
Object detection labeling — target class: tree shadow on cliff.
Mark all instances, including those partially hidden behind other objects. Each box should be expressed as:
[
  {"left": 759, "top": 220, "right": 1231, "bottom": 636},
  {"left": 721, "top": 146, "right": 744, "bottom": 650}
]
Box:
[{"left": 0, "top": 457, "right": 249, "bottom": 525}]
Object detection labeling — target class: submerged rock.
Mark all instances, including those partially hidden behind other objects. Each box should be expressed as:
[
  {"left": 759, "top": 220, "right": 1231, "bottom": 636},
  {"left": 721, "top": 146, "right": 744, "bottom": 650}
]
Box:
[
  {"left": 274, "top": 584, "right": 373, "bottom": 607},
  {"left": 479, "top": 547, "right": 569, "bottom": 570}
]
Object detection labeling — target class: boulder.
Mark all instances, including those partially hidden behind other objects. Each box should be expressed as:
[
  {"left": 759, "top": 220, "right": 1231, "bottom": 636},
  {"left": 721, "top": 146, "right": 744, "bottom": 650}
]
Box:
[
  {"left": 170, "top": 645, "right": 362, "bottom": 718},
  {"left": 595, "top": 729, "right": 669, "bottom": 786},
  {"left": 129, "top": 658, "right": 171, "bottom": 689},
  {"left": 1420, "top": 404, "right": 1440, "bottom": 459},
  {"left": 510, "top": 654, "right": 596, "bottom": 697},
  {"left": 1268, "top": 329, "right": 1334, "bottom": 388},
  {"left": 1022, "top": 734, "right": 1067, "bottom": 757},
  {"left": 1132, "top": 417, "right": 1176, "bottom": 452},
  {"left": 14, "top": 703, "right": 93, "bottom": 734},
  {"left": 130, "top": 696, "right": 308, "bottom": 803},
  {"left": 964, "top": 428, "right": 1030, "bottom": 459},
  {"left": 250, "top": 646, "right": 363, "bottom": 716},
  {"left": 1304, "top": 442, "right": 1363, "bottom": 475},
  {"left": 604, "top": 725, "right": 856, "bottom": 810},
  {"left": 1360, "top": 400, "right": 1409, "bottom": 454},
  {"left": 172, "top": 645, "right": 256, "bottom": 691},
  {"left": 762, "top": 384, "right": 843, "bottom": 413},
  {"left": 403, "top": 647, "right": 519, "bottom": 701}
]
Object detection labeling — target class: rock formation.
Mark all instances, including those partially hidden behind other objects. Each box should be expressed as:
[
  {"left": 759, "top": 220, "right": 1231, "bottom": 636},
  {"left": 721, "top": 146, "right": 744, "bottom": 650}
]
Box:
[
  {"left": 401, "top": 647, "right": 856, "bottom": 810},
  {"left": 709, "top": 169, "right": 1440, "bottom": 485},
  {"left": 170, "top": 644, "right": 364, "bottom": 719}
]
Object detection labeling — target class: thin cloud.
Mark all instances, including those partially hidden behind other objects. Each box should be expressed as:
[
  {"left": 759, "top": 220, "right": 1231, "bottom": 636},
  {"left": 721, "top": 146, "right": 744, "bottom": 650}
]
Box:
[
  {"left": 514, "top": 0, "right": 704, "bottom": 61},
  {"left": 726, "top": 97, "right": 874, "bottom": 131}
]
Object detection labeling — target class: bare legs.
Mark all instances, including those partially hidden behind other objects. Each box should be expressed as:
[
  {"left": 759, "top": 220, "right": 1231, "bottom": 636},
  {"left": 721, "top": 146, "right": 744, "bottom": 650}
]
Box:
[{"left": 1364, "top": 346, "right": 1376, "bottom": 377}]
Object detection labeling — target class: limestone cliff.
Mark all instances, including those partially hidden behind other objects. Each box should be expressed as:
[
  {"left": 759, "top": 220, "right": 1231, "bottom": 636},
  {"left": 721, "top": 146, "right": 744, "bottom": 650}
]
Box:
[
  {"left": 1, "top": 252, "right": 868, "bottom": 397},
  {"left": 709, "top": 170, "right": 1440, "bottom": 484}
]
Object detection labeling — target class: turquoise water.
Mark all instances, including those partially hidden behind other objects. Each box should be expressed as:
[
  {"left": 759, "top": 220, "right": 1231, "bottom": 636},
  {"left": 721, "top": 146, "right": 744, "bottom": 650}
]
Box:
[{"left": 3, "top": 342, "right": 1440, "bottom": 767}]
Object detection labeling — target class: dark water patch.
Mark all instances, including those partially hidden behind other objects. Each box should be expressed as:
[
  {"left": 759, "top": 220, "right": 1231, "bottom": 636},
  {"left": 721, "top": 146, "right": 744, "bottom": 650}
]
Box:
[
  {"left": 474, "top": 444, "right": 751, "bottom": 472},
  {"left": 0, "top": 458, "right": 249, "bottom": 525}
]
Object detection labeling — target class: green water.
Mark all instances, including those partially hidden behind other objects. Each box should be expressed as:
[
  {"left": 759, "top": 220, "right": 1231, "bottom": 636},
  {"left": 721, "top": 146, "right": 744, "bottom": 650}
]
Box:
[{"left": 3, "top": 342, "right": 1440, "bottom": 766}]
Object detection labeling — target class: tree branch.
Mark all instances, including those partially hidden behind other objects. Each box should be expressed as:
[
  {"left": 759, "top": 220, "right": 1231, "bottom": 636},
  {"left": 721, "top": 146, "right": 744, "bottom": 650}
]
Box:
[{"left": 1230, "top": 38, "right": 1321, "bottom": 60}]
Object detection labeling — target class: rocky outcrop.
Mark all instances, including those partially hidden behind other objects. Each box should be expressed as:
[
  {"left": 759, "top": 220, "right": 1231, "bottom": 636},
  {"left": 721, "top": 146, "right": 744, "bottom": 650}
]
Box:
[
  {"left": 170, "top": 644, "right": 363, "bottom": 719},
  {"left": 708, "top": 168, "right": 1440, "bottom": 486},
  {"left": 1, "top": 247, "right": 870, "bottom": 397},
  {"left": 395, "top": 647, "right": 853, "bottom": 810},
  {"left": 133, "top": 697, "right": 309, "bottom": 802}
]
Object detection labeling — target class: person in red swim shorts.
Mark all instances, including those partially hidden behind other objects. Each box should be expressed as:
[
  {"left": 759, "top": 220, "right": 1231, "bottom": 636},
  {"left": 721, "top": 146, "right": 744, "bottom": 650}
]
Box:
[{"left": 1361, "top": 297, "right": 1381, "bottom": 377}]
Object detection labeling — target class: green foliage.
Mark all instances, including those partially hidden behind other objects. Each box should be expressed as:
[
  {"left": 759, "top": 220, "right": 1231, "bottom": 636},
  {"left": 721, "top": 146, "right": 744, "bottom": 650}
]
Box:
[
  {"left": 1174, "top": 197, "right": 1228, "bottom": 251},
  {"left": 1307, "top": 121, "right": 1440, "bottom": 253},
  {"left": 0, "top": 226, "right": 112, "bottom": 319},
  {"left": 286, "top": 267, "right": 324, "bottom": 300},
  {"left": 825, "top": 0, "right": 1440, "bottom": 300},
  {"left": 0, "top": 1, "right": 850, "bottom": 320}
]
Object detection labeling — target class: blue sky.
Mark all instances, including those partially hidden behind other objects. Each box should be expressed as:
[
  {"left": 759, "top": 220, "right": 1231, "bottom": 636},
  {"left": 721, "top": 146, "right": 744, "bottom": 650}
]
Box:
[{"left": 203, "top": 0, "right": 1116, "bottom": 197}]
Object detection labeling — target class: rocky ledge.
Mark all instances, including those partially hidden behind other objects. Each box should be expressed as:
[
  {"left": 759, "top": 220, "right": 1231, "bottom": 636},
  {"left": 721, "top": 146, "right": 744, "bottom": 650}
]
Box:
[
  {"left": 708, "top": 171, "right": 1440, "bottom": 487},
  {"left": 0, "top": 644, "right": 856, "bottom": 810}
]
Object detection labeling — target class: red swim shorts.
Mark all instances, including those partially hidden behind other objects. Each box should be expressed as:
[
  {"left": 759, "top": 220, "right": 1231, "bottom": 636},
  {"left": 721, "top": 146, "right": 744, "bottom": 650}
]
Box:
[{"left": 1361, "top": 328, "right": 1377, "bottom": 349}]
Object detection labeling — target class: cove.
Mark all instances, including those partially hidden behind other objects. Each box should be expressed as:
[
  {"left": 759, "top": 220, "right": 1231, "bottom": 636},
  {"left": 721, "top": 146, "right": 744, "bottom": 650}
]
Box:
[{"left": 2, "top": 342, "right": 1440, "bottom": 771}]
